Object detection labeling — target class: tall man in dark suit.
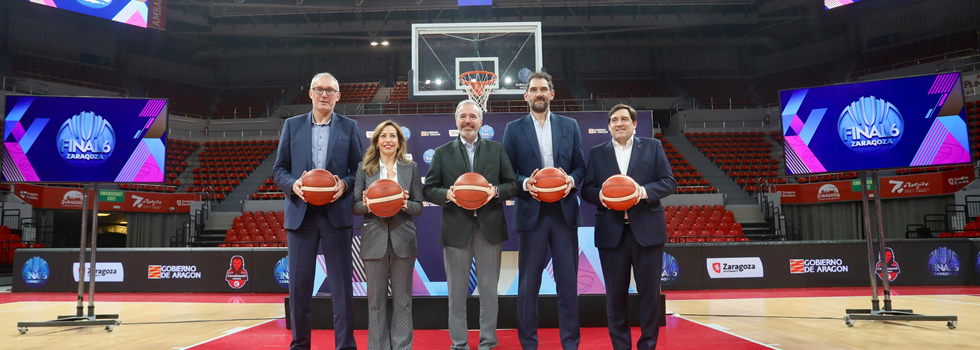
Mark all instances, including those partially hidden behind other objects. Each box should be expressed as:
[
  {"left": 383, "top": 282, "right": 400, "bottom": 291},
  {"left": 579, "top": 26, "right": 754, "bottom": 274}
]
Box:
[
  {"left": 502, "top": 71, "right": 585, "bottom": 350},
  {"left": 273, "top": 72, "right": 364, "bottom": 350},
  {"left": 423, "top": 100, "right": 519, "bottom": 350},
  {"left": 581, "top": 104, "right": 676, "bottom": 350}
]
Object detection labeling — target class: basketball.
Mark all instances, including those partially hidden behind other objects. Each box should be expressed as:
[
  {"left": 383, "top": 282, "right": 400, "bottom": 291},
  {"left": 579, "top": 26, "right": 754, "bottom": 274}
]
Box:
[
  {"left": 365, "top": 179, "right": 404, "bottom": 218},
  {"left": 600, "top": 175, "right": 639, "bottom": 211},
  {"left": 531, "top": 167, "right": 568, "bottom": 203},
  {"left": 300, "top": 169, "right": 337, "bottom": 206},
  {"left": 453, "top": 172, "right": 493, "bottom": 210}
]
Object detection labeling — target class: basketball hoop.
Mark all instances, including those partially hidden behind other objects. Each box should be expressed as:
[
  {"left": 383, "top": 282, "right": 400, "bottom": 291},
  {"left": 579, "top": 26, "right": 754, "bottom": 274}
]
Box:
[{"left": 459, "top": 71, "right": 497, "bottom": 112}]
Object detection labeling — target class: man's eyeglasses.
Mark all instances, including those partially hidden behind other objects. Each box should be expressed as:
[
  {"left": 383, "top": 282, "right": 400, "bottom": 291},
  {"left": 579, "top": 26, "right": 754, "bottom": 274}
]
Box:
[{"left": 311, "top": 88, "right": 340, "bottom": 96}]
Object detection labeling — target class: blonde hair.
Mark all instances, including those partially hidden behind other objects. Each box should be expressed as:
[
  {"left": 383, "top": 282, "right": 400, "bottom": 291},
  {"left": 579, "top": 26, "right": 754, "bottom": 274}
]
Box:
[{"left": 362, "top": 120, "right": 409, "bottom": 176}]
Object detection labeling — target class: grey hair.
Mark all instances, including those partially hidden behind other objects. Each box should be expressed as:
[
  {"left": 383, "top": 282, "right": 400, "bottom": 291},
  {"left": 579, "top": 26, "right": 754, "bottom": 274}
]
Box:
[
  {"left": 310, "top": 72, "right": 338, "bottom": 87},
  {"left": 454, "top": 99, "right": 483, "bottom": 119}
]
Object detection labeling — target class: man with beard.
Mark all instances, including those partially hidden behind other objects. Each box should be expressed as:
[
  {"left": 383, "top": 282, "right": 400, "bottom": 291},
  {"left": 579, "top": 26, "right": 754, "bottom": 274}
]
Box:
[
  {"left": 273, "top": 72, "right": 364, "bottom": 350},
  {"left": 501, "top": 71, "right": 585, "bottom": 350},
  {"left": 423, "top": 100, "right": 519, "bottom": 350}
]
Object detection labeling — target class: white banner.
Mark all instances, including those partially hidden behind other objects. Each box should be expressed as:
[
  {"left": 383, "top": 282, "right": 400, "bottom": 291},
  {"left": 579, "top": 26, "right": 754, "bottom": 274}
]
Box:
[
  {"left": 706, "top": 257, "right": 764, "bottom": 279},
  {"left": 73, "top": 262, "right": 125, "bottom": 282}
]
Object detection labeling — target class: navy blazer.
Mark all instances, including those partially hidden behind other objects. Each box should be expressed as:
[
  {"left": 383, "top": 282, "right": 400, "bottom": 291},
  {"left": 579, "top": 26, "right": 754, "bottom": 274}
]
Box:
[
  {"left": 273, "top": 112, "right": 364, "bottom": 230},
  {"left": 581, "top": 136, "right": 676, "bottom": 248},
  {"left": 502, "top": 113, "right": 586, "bottom": 231}
]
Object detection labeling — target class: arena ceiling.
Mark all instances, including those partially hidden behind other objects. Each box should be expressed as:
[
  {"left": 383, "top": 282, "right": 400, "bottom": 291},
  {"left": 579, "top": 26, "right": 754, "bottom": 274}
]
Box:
[{"left": 163, "top": 0, "right": 832, "bottom": 50}]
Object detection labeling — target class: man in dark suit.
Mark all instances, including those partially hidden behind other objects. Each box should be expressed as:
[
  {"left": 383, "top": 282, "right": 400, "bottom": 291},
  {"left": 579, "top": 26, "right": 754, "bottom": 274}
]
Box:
[
  {"left": 581, "top": 104, "right": 676, "bottom": 350},
  {"left": 423, "top": 100, "right": 519, "bottom": 350},
  {"left": 273, "top": 72, "right": 364, "bottom": 350},
  {"left": 502, "top": 71, "right": 585, "bottom": 350}
]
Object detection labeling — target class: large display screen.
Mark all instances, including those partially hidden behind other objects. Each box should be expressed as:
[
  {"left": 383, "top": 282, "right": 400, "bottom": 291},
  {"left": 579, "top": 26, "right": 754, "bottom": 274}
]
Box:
[
  {"left": 3, "top": 95, "right": 168, "bottom": 183},
  {"left": 780, "top": 72, "right": 969, "bottom": 175},
  {"left": 27, "top": 0, "right": 166, "bottom": 30}
]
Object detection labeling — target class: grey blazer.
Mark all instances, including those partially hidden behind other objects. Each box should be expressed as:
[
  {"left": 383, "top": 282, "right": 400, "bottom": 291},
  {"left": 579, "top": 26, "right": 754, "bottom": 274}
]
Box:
[{"left": 352, "top": 159, "right": 424, "bottom": 259}]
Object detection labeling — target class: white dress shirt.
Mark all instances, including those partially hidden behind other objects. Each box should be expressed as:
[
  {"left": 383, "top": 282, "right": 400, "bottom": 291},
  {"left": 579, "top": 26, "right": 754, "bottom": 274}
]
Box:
[
  {"left": 378, "top": 158, "right": 397, "bottom": 180},
  {"left": 611, "top": 135, "right": 647, "bottom": 218}
]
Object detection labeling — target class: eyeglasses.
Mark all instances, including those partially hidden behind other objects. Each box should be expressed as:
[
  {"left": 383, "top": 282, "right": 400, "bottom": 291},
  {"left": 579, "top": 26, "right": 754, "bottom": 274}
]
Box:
[{"left": 311, "top": 88, "right": 340, "bottom": 96}]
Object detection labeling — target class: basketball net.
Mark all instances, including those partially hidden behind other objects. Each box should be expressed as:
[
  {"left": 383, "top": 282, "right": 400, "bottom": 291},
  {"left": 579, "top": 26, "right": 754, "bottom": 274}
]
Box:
[{"left": 459, "top": 71, "right": 497, "bottom": 112}]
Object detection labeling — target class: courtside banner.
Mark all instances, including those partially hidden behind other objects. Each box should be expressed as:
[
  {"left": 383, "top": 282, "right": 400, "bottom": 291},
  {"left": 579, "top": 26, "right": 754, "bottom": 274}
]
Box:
[
  {"left": 11, "top": 240, "right": 976, "bottom": 293},
  {"left": 772, "top": 166, "right": 973, "bottom": 204},
  {"left": 662, "top": 245, "right": 704, "bottom": 291},
  {"left": 11, "top": 248, "right": 75, "bottom": 292},
  {"left": 10, "top": 185, "right": 199, "bottom": 213},
  {"left": 250, "top": 249, "right": 290, "bottom": 293},
  {"left": 973, "top": 239, "right": 980, "bottom": 286}
]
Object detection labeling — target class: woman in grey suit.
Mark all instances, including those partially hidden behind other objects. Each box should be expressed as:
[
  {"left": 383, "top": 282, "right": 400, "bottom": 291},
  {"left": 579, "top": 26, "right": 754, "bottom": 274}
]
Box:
[{"left": 352, "top": 120, "right": 424, "bottom": 350}]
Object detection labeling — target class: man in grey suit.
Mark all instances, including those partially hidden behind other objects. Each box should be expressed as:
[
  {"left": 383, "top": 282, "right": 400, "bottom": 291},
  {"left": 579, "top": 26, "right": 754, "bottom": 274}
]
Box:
[
  {"left": 273, "top": 73, "right": 363, "bottom": 350},
  {"left": 423, "top": 100, "right": 520, "bottom": 350},
  {"left": 352, "top": 120, "right": 424, "bottom": 350}
]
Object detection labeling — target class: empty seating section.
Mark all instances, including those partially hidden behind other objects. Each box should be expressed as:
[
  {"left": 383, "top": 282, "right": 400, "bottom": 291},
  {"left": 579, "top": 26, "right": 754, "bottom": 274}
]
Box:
[
  {"left": 220, "top": 211, "right": 287, "bottom": 247},
  {"left": 1, "top": 225, "right": 44, "bottom": 266},
  {"left": 552, "top": 79, "right": 575, "bottom": 100},
  {"left": 253, "top": 176, "right": 286, "bottom": 200},
  {"left": 752, "top": 61, "right": 836, "bottom": 106},
  {"left": 954, "top": 221, "right": 980, "bottom": 238},
  {"left": 213, "top": 87, "right": 284, "bottom": 119},
  {"left": 584, "top": 77, "right": 671, "bottom": 98},
  {"left": 140, "top": 77, "right": 216, "bottom": 117},
  {"left": 675, "top": 77, "right": 755, "bottom": 108},
  {"left": 291, "top": 83, "right": 379, "bottom": 105},
  {"left": 665, "top": 205, "right": 749, "bottom": 243},
  {"left": 852, "top": 29, "right": 977, "bottom": 77},
  {"left": 388, "top": 82, "right": 410, "bottom": 102},
  {"left": 186, "top": 140, "right": 278, "bottom": 201},
  {"left": 12, "top": 52, "right": 126, "bottom": 94},
  {"left": 686, "top": 131, "right": 783, "bottom": 194},
  {"left": 163, "top": 139, "right": 200, "bottom": 188},
  {"left": 661, "top": 134, "right": 714, "bottom": 194},
  {"left": 967, "top": 101, "right": 980, "bottom": 159}
]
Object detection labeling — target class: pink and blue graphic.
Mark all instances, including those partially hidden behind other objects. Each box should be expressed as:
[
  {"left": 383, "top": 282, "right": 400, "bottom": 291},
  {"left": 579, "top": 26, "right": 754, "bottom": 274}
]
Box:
[
  {"left": 27, "top": 0, "right": 163, "bottom": 30},
  {"left": 780, "top": 72, "right": 969, "bottom": 175},
  {"left": 3, "top": 95, "right": 167, "bottom": 183},
  {"left": 825, "top": 0, "right": 862, "bottom": 10}
]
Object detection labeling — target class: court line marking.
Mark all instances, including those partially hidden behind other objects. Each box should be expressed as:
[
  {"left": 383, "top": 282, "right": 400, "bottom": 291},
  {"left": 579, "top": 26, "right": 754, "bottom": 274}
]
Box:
[
  {"left": 181, "top": 316, "right": 282, "bottom": 350},
  {"left": 905, "top": 295, "right": 980, "bottom": 306},
  {"left": 0, "top": 302, "right": 74, "bottom": 314},
  {"left": 674, "top": 315, "right": 783, "bottom": 350}
]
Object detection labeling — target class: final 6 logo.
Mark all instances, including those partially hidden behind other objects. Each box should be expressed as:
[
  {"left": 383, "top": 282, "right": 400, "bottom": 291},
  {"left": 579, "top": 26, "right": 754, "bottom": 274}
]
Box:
[
  {"left": 838, "top": 96, "right": 904, "bottom": 154},
  {"left": 58, "top": 111, "right": 116, "bottom": 167}
]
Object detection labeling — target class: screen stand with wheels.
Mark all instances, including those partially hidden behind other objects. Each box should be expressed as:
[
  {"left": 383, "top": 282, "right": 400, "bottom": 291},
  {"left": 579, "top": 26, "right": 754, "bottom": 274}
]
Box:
[
  {"left": 17, "top": 183, "right": 121, "bottom": 334},
  {"left": 844, "top": 171, "right": 957, "bottom": 329}
]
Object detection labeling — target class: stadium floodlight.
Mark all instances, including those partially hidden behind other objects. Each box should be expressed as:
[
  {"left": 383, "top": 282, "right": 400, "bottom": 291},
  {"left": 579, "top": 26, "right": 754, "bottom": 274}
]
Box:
[
  {"left": 371, "top": 41, "right": 379, "bottom": 46},
  {"left": 425, "top": 79, "right": 432, "bottom": 84},
  {"left": 381, "top": 41, "right": 389, "bottom": 46},
  {"left": 504, "top": 77, "right": 512, "bottom": 84},
  {"left": 435, "top": 79, "right": 443, "bottom": 85}
]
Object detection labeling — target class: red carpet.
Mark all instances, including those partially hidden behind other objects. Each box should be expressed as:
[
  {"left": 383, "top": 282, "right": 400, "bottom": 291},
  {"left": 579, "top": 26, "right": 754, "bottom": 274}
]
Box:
[{"left": 189, "top": 316, "right": 774, "bottom": 350}]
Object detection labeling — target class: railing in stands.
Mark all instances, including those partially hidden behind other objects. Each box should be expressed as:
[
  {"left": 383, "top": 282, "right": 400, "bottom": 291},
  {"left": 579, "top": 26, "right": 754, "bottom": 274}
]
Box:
[
  {"left": 847, "top": 49, "right": 976, "bottom": 80},
  {"left": 683, "top": 120, "right": 766, "bottom": 130},
  {"left": 592, "top": 93, "right": 672, "bottom": 99},
  {"left": 15, "top": 72, "right": 129, "bottom": 95},
  {"left": 756, "top": 187, "right": 788, "bottom": 240},
  {"left": 168, "top": 128, "right": 281, "bottom": 139}
]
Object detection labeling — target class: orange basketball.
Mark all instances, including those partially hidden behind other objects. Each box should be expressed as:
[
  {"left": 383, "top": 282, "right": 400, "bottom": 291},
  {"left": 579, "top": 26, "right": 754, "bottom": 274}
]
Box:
[
  {"left": 600, "top": 175, "right": 639, "bottom": 211},
  {"left": 453, "top": 172, "right": 492, "bottom": 210},
  {"left": 366, "top": 179, "right": 404, "bottom": 218},
  {"left": 531, "top": 167, "right": 568, "bottom": 203},
  {"left": 301, "top": 169, "right": 337, "bottom": 206}
]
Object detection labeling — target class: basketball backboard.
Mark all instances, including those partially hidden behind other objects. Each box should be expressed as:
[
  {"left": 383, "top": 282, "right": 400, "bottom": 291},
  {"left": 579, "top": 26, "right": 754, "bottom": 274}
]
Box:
[{"left": 411, "top": 22, "right": 543, "bottom": 98}]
